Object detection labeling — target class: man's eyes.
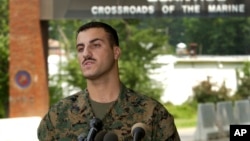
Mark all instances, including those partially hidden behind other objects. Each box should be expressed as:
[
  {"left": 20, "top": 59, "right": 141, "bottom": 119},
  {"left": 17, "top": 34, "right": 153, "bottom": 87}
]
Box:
[
  {"left": 77, "top": 43, "right": 101, "bottom": 52},
  {"left": 77, "top": 42, "right": 101, "bottom": 52},
  {"left": 77, "top": 47, "right": 84, "bottom": 52},
  {"left": 91, "top": 43, "right": 101, "bottom": 48}
]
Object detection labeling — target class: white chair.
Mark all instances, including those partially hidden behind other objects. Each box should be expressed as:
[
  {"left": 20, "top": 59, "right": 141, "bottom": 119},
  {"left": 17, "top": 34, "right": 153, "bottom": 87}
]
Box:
[
  {"left": 194, "top": 102, "right": 221, "bottom": 141},
  {"left": 216, "top": 101, "right": 237, "bottom": 137},
  {"left": 234, "top": 100, "right": 250, "bottom": 125}
]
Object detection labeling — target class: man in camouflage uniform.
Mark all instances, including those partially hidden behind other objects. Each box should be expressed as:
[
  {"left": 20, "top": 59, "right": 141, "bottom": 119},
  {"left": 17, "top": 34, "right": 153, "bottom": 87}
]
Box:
[{"left": 38, "top": 21, "right": 180, "bottom": 141}]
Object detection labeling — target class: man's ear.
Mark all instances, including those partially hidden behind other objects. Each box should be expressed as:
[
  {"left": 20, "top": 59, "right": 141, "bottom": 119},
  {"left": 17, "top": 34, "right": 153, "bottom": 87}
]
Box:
[{"left": 113, "top": 46, "right": 121, "bottom": 60}]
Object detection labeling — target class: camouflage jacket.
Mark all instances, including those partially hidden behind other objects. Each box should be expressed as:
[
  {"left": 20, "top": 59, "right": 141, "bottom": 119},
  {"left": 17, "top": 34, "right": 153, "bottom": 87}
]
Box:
[{"left": 37, "top": 85, "right": 180, "bottom": 141}]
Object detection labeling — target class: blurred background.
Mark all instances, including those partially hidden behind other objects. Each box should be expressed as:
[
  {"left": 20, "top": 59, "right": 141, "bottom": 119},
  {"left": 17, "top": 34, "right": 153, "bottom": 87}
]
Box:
[{"left": 1, "top": 0, "right": 250, "bottom": 140}]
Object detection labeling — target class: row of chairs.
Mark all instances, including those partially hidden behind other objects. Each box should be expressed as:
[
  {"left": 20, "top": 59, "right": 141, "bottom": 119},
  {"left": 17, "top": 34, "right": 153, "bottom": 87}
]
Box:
[{"left": 193, "top": 99, "right": 250, "bottom": 141}]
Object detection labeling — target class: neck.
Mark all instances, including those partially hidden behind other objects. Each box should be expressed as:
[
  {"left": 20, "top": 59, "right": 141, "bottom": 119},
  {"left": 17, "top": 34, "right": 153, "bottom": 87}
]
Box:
[{"left": 87, "top": 76, "right": 121, "bottom": 103}]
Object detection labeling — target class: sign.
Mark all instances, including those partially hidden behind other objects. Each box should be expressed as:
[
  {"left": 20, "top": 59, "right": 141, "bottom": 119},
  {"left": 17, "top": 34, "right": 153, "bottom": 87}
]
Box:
[
  {"left": 15, "top": 70, "right": 31, "bottom": 89},
  {"left": 41, "top": 0, "right": 250, "bottom": 19}
]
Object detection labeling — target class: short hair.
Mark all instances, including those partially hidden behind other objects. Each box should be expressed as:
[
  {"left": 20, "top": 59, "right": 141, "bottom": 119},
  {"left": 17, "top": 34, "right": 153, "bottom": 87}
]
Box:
[{"left": 77, "top": 21, "right": 119, "bottom": 46}]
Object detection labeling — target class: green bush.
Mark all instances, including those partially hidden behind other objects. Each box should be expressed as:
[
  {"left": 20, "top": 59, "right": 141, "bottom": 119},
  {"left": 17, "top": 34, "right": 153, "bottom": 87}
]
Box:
[{"left": 191, "top": 76, "right": 231, "bottom": 103}]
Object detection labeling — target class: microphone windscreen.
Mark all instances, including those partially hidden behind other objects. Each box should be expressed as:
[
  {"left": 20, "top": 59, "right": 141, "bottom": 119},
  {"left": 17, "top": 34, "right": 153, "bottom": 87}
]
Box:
[
  {"left": 131, "top": 122, "right": 147, "bottom": 136},
  {"left": 103, "top": 132, "right": 118, "bottom": 141},
  {"left": 90, "top": 117, "right": 103, "bottom": 130},
  {"left": 94, "top": 130, "right": 107, "bottom": 141}
]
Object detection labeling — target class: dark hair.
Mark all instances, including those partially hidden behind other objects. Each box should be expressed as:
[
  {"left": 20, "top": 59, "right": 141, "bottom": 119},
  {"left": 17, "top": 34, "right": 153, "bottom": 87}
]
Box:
[{"left": 77, "top": 21, "right": 119, "bottom": 46}]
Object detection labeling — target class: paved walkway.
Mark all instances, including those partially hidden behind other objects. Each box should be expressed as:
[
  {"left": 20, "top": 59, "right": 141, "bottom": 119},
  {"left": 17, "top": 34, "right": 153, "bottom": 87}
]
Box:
[
  {"left": 178, "top": 127, "right": 195, "bottom": 141},
  {"left": 178, "top": 127, "right": 229, "bottom": 141}
]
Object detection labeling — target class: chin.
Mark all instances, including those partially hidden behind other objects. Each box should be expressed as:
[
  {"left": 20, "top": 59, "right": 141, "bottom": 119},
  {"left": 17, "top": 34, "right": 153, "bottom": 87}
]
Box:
[{"left": 83, "top": 74, "right": 97, "bottom": 80}]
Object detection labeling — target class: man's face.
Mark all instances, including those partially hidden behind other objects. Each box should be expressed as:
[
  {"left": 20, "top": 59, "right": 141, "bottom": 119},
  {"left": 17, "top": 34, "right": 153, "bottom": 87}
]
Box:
[{"left": 76, "top": 28, "right": 120, "bottom": 80}]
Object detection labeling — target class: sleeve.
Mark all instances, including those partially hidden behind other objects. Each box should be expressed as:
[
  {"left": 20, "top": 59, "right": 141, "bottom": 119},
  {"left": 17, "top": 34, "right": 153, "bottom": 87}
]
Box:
[
  {"left": 37, "top": 109, "right": 57, "bottom": 141},
  {"left": 151, "top": 104, "right": 181, "bottom": 141}
]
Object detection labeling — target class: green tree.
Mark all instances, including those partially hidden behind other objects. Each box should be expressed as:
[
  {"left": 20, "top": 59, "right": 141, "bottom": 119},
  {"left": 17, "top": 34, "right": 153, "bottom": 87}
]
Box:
[
  {"left": 0, "top": 0, "right": 9, "bottom": 118},
  {"left": 108, "top": 19, "right": 167, "bottom": 100},
  {"left": 183, "top": 17, "right": 250, "bottom": 55}
]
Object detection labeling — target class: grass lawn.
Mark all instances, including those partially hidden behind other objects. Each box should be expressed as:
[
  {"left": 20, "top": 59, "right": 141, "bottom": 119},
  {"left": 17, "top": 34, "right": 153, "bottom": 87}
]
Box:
[
  {"left": 175, "top": 117, "right": 197, "bottom": 129},
  {"left": 165, "top": 103, "right": 198, "bottom": 129}
]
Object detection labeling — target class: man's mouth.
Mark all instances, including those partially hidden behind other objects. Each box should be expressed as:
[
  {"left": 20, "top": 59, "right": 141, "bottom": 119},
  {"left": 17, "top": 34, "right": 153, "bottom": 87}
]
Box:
[{"left": 83, "top": 60, "right": 95, "bottom": 67}]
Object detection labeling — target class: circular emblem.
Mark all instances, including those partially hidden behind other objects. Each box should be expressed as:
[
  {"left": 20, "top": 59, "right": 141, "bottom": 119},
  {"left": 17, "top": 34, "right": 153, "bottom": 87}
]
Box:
[{"left": 15, "top": 70, "right": 31, "bottom": 88}]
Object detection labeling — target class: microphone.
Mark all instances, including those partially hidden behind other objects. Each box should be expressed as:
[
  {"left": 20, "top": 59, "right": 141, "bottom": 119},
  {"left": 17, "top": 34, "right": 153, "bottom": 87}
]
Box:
[
  {"left": 103, "top": 132, "right": 118, "bottom": 141},
  {"left": 131, "top": 123, "right": 147, "bottom": 141},
  {"left": 94, "top": 130, "right": 107, "bottom": 141},
  {"left": 86, "top": 117, "right": 103, "bottom": 141}
]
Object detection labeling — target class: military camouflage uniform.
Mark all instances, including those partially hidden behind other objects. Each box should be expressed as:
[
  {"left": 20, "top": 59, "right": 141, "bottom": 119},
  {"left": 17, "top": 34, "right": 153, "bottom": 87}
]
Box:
[{"left": 38, "top": 84, "right": 180, "bottom": 141}]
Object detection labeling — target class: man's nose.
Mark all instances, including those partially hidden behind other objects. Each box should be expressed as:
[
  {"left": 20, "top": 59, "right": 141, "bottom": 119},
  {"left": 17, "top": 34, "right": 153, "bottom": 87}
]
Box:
[{"left": 83, "top": 46, "right": 92, "bottom": 59}]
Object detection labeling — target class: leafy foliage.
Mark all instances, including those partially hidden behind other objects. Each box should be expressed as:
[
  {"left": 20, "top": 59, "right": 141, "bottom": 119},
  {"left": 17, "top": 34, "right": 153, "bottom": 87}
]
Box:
[
  {"left": 234, "top": 61, "right": 250, "bottom": 100},
  {"left": 183, "top": 17, "right": 250, "bottom": 55},
  {"left": 107, "top": 19, "right": 168, "bottom": 100},
  {"left": 191, "top": 76, "right": 231, "bottom": 103},
  {"left": 0, "top": 0, "right": 9, "bottom": 118}
]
